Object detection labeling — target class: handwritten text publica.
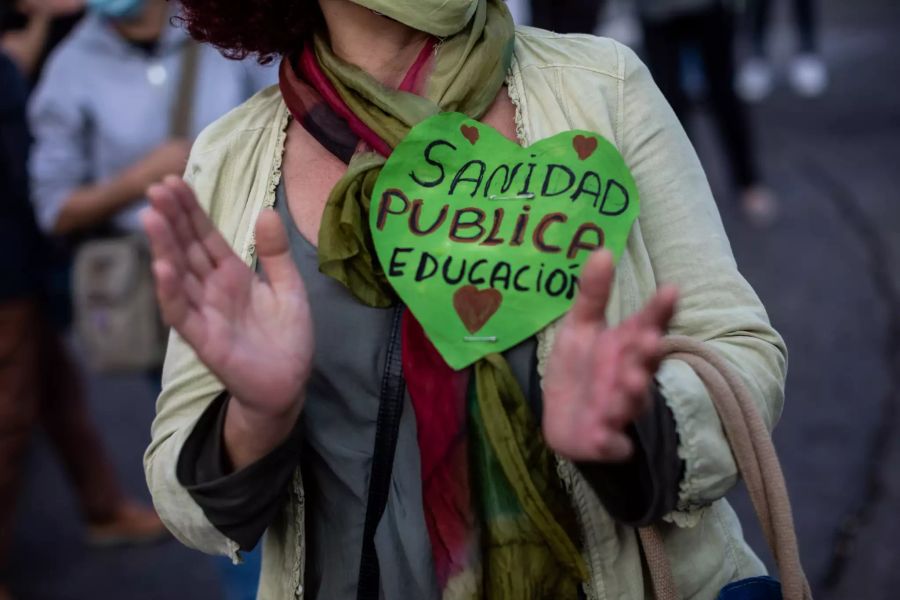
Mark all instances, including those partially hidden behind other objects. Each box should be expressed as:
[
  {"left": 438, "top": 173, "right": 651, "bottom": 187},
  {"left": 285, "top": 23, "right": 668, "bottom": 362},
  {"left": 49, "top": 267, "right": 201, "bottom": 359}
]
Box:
[{"left": 375, "top": 138, "right": 631, "bottom": 300}]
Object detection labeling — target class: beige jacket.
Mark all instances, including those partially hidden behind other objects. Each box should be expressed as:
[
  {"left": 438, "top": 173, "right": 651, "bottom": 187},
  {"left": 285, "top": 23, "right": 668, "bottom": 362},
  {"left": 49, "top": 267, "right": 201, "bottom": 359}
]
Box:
[{"left": 145, "top": 28, "right": 788, "bottom": 600}]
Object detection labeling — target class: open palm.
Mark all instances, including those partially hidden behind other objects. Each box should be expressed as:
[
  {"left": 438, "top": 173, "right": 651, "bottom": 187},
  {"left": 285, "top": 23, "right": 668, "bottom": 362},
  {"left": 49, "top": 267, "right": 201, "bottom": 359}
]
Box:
[
  {"left": 142, "top": 176, "right": 313, "bottom": 419},
  {"left": 542, "top": 251, "right": 678, "bottom": 463}
]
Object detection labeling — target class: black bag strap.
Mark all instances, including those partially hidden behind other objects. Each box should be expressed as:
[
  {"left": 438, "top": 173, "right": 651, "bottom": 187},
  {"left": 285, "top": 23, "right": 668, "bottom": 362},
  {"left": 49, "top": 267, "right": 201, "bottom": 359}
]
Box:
[{"left": 357, "top": 307, "right": 406, "bottom": 600}]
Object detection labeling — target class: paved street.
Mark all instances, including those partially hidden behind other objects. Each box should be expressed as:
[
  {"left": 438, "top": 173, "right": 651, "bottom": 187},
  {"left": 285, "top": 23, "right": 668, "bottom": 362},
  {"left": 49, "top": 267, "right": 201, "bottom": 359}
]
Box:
[{"left": 6, "top": 0, "right": 899, "bottom": 597}]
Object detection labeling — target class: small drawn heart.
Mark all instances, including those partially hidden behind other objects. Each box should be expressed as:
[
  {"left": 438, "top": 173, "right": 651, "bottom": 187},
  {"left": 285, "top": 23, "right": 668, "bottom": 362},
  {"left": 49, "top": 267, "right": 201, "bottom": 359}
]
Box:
[
  {"left": 573, "top": 135, "right": 598, "bottom": 160},
  {"left": 453, "top": 285, "right": 502, "bottom": 334},
  {"left": 460, "top": 124, "right": 480, "bottom": 145}
]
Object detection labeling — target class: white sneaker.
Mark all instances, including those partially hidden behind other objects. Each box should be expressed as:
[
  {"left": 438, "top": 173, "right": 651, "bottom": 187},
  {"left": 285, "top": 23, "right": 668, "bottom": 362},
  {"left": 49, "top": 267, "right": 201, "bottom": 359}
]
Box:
[
  {"left": 789, "top": 54, "right": 828, "bottom": 97},
  {"left": 736, "top": 58, "right": 774, "bottom": 103}
]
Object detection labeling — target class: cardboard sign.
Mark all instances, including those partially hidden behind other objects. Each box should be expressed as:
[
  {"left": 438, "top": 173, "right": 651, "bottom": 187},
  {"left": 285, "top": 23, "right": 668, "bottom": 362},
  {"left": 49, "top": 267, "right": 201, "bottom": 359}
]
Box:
[{"left": 370, "top": 112, "right": 640, "bottom": 370}]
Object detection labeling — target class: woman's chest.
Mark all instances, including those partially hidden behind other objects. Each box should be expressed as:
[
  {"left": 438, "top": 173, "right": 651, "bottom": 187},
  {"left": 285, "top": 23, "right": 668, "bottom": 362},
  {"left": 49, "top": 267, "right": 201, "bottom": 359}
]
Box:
[{"left": 280, "top": 121, "right": 347, "bottom": 245}]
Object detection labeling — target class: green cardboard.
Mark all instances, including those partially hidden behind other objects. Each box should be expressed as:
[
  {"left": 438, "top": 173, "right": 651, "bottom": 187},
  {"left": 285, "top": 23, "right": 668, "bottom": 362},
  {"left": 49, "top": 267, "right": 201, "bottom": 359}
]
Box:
[{"left": 370, "top": 112, "right": 640, "bottom": 370}]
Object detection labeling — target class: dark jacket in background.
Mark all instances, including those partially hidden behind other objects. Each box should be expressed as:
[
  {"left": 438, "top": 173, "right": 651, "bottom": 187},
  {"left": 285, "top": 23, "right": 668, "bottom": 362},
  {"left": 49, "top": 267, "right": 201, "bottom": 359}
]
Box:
[{"left": 0, "top": 51, "right": 44, "bottom": 302}]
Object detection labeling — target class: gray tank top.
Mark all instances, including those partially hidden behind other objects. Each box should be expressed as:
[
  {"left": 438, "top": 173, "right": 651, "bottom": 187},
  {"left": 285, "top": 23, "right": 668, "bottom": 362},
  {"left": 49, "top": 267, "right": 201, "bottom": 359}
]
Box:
[{"left": 273, "top": 181, "right": 540, "bottom": 599}]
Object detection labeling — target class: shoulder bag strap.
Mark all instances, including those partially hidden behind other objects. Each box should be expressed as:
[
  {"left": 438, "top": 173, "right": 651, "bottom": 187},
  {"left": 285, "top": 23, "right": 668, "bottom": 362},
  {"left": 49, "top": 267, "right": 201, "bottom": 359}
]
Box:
[
  {"left": 640, "top": 335, "right": 811, "bottom": 600},
  {"left": 357, "top": 306, "right": 406, "bottom": 600},
  {"left": 170, "top": 40, "right": 200, "bottom": 138}
]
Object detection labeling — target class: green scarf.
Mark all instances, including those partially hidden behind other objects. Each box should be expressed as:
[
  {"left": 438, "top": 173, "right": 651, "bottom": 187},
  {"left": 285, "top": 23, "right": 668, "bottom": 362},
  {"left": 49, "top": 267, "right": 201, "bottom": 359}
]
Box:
[{"left": 315, "top": 0, "right": 513, "bottom": 306}]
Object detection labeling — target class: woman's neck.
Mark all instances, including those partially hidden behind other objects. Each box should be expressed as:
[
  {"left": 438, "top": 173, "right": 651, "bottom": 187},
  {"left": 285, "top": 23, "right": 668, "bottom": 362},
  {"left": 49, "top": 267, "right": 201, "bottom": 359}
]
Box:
[{"left": 318, "top": 0, "right": 430, "bottom": 88}]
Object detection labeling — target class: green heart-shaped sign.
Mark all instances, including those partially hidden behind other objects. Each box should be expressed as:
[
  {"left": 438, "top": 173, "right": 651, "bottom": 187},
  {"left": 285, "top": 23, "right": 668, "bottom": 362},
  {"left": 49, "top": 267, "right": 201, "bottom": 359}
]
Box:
[{"left": 370, "top": 112, "right": 639, "bottom": 370}]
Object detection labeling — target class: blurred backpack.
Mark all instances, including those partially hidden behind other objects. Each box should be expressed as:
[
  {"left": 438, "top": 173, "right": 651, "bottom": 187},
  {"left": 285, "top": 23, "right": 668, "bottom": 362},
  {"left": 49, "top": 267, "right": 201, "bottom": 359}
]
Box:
[{"left": 73, "top": 41, "right": 198, "bottom": 373}]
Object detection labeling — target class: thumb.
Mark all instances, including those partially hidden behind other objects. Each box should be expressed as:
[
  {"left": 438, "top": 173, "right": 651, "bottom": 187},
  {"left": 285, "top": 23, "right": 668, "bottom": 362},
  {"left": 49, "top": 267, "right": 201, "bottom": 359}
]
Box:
[
  {"left": 255, "top": 209, "right": 303, "bottom": 294},
  {"left": 568, "top": 249, "right": 615, "bottom": 327}
]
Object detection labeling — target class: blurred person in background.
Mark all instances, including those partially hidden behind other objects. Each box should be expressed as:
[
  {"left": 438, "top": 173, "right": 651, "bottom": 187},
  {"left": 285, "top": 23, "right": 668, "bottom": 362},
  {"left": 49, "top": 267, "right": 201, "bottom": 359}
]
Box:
[
  {"left": 637, "top": 0, "right": 777, "bottom": 225},
  {"left": 737, "top": 0, "right": 828, "bottom": 102},
  {"left": 28, "top": 0, "right": 275, "bottom": 237},
  {"left": 27, "top": 0, "right": 275, "bottom": 597},
  {"left": 2, "top": 0, "right": 85, "bottom": 339},
  {"left": 0, "top": 5, "right": 166, "bottom": 599}
]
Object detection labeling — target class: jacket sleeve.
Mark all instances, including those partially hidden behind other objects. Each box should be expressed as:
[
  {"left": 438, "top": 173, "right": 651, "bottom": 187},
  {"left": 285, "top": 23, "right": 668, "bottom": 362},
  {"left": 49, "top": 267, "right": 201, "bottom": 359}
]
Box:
[
  {"left": 615, "top": 43, "right": 788, "bottom": 520},
  {"left": 144, "top": 92, "right": 290, "bottom": 559},
  {"left": 576, "top": 384, "right": 682, "bottom": 527},
  {"left": 178, "top": 392, "right": 302, "bottom": 552},
  {"left": 144, "top": 330, "right": 243, "bottom": 559},
  {"left": 143, "top": 154, "right": 242, "bottom": 561}
]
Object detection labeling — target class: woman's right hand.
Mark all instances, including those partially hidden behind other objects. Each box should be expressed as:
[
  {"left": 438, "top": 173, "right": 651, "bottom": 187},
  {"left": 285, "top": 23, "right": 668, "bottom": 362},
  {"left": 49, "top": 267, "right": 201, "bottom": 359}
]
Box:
[{"left": 143, "top": 176, "right": 313, "bottom": 465}]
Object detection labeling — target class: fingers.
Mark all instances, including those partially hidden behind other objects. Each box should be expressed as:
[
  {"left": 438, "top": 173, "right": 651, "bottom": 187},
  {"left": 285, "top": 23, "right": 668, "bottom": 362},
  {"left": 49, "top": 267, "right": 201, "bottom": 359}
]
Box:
[
  {"left": 255, "top": 209, "right": 304, "bottom": 295},
  {"left": 601, "top": 369, "right": 653, "bottom": 429},
  {"left": 143, "top": 206, "right": 209, "bottom": 338},
  {"left": 621, "top": 365, "right": 652, "bottom": 401},
  {"left": 631, "top": 329, "right": 664, "bottom": 374},
  {"left": 150, "top": 258, "right": 203, "bottom": 341},
  {"left": 147, "top": 182, "right": 214, "bottom": 278},
  {"left": 593, "top": 329, "right": 662, "bottom": 428},
  {"left": 142, "top": 206, "right": 187, "bottom": 278},
  {"left": 616, "top": 285, "right": 677, "bottom": 372},
  {"left": 590, "top": 429, "right": 634, "bottom": 463},
  {"left": 568, "top": 250, "right": 615, "bottom": 327},
  {"left": 634, "top": 285, "right": 679, "bottom": 332},
  {"left": 164, "top": 175, "right": 234, "bottom": 264},
  {"left": 148, "top": 176, "right": 242, "bottom": 287},
  {"left": 150, "top": 258, "right": 178, "bottom": 302}
]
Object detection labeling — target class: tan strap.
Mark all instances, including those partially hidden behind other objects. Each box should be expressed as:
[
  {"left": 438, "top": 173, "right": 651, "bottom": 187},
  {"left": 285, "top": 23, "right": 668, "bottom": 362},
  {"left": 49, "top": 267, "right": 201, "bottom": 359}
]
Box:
[
  {"left": 170, "top": 40, "right": 200, "bottom": 138},
  {"left": 639, "top": 527, "right": 679, "bottom": 600},
  {"left": 639, "top": 335, "right": 811, "bottom": 600}
]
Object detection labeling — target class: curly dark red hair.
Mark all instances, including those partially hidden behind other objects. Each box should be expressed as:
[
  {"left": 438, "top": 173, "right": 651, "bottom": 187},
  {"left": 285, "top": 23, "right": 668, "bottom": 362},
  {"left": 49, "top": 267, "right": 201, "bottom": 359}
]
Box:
[{"left": 176, "top": 0, "right": 322, "bottom": 63}]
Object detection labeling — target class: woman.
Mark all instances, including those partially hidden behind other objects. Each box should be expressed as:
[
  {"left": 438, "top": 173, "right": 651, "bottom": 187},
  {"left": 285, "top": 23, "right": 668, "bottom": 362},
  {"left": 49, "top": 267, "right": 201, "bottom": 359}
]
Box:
[
  {"left": 143, "top": 1, "right": 788, "bottom": 598},
  {"left": 29, "top": 0, "right": 274, "bottom": 236}
]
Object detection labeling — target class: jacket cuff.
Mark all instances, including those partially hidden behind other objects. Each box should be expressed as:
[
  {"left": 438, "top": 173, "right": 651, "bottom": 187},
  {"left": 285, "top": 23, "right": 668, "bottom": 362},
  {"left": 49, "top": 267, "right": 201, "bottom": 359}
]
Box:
[
  {"left": 177, "top": 391, "right": 303, "bottom": 551},
  {"left": 656, "top": 358, "right": 739, "bottom": 524},
  {"left": 575, "top": 382, "right": 682, "bottom": 527}
]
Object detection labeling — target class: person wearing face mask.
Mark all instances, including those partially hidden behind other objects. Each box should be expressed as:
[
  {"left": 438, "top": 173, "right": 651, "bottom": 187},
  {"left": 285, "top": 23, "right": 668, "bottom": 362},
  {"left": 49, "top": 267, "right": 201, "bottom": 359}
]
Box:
[
  {"left": 141, "top": 1, "right": 801, "bottom": 599},
  {"left": 28, "top": 0, "right": 276, "bottom": 237},
  {"left": 26, "top": 1, "right": 275, "bottom": 598},
  {"left": 28, "top": 0, "right": 275, "bottom": 374}
]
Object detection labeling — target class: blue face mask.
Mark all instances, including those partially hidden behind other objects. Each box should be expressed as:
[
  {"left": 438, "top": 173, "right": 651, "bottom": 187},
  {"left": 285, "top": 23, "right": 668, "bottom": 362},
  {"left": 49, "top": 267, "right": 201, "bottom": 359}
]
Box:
[{"left": 87, "top": 0, "right": 146, "bottom": 20}]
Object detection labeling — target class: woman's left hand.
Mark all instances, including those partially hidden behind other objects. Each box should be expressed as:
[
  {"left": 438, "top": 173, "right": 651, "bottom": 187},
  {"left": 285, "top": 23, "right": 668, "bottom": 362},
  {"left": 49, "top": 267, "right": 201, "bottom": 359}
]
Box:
[{"left": 542, "top": 250, "right": 678, "bottom": 463}]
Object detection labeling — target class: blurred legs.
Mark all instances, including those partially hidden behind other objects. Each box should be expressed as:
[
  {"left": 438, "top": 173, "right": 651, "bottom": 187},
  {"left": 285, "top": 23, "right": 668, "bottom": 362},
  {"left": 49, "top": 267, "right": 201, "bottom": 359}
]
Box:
[
  {"left": 0, "top": 300, "right": 41, "bottom": 567},
  {"left": 36, "top": 315, "right": 125, "bottom": 524},
  {"left": 0, "top": 297, "right": 165, "bottom": 560}
]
